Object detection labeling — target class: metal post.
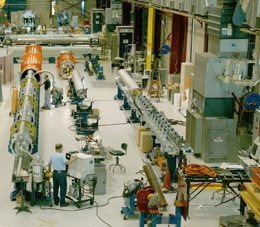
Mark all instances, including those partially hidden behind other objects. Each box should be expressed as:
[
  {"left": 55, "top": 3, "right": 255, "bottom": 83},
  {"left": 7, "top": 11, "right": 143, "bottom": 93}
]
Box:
[{"left": 146, "top": 6, "right": 155, "bottom": 70}]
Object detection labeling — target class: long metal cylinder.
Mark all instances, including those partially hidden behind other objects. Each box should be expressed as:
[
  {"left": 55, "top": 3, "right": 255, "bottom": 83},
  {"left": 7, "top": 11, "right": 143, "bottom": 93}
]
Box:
[
  {"left": 143, "top": 162, "right": 168, "bottom": 207},
  {"left": 118, "top": 69, "right": 141, "bottom": 96},
  {"left": 72, "top": 70, "right": 87, "bottom": 99},
  {"left": 9, "top": 34, "right": 98, "bottom": 44},
  {"left": 18, "top": 70, "right": 33, "bottom": 137}
]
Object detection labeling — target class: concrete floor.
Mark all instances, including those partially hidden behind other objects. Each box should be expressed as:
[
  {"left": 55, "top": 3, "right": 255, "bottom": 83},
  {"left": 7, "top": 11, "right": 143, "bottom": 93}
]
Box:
[{"left": 0, "top": 61, "right": 242, "bottom": 227}]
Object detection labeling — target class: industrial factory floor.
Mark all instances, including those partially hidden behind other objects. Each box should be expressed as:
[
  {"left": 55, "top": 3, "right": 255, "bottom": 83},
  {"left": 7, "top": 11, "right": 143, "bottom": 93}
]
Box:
[{"left": 0, "top": 61, "right": 242, "bottom": 227}]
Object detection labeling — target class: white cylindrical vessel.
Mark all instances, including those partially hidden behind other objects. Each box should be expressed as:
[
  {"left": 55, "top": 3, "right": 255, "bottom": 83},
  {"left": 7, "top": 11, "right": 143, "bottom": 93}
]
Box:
[
  {"left": 72, "top": 70, "right": 87, "bottom": 99},
  {"left": 118, "top": 69, "right": 141, "bottom": 96}
]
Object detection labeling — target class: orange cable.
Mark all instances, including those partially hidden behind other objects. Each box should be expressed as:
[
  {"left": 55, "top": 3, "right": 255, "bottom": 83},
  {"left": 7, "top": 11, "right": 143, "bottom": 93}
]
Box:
[{"left": 183, "top": 164, "right": 217, "bottom": 178}]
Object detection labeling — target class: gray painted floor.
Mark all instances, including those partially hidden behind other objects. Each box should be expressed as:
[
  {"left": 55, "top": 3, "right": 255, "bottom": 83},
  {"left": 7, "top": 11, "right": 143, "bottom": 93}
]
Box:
[{"left": 0, "top": 61, "right": 242, "bottom": 227}]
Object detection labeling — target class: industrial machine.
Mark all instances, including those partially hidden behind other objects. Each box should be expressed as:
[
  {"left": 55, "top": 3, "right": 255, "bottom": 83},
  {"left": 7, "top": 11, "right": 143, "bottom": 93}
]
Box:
[
  {"left": 85, "top": 54, "right": 105, "bottom": 80},
  {"left": 250, "top": 137, "right": 260, "bottom": 162},
  {"left": 22, "top": 10, "right": 36, "bottom": 31},
  {"left": 185, "top": 1, "right": 258, "bottom": 163},
  {"left": 121, "top": 179, "right": 143, "bottom": 220},
  {"left": 91, "top": 8, "right": 105, "bottom": 33},
  {"left": 56, "top": 50, "right": 76, "bottom": 79},
  {"left": 67, "top": 70, "right": 99, "bottom": 136},
  {"left": 51, "top": 86, "right": 63, "bottom": 107},
  {"left": 115, "top": 69, "right": 191, "bottom": 185},
  {"left": 6, "top": 34, "right": 100, "bottom": 46},
  {"left": 111, "top": 26, "right": 134, "bottom": 63},
  {"left": 136, "top": 160, "right": 184, "bottom": 227},
  {"left": 57, "top": 10, "right": 69, "bottom": 28},
  {"left": 6, "top": 33, "right": 102, "bottom": 62},
  {"left": 84, "top": 55, "right": 94, "bottom": 76},
  {"left": 8, "top": 44, "right": 53, "bottom": 213},
  {"left": 77, "top": 134, "right": 106, "bottom": 159},
  {"left": 29, "top": 159, "right": 52, "bottom": 207},
  {"left": 66, "top": 153, "right": 96, "bottom": 208},
  {"left": 105, "top": 0, "right": 122, "bottom": 32}
]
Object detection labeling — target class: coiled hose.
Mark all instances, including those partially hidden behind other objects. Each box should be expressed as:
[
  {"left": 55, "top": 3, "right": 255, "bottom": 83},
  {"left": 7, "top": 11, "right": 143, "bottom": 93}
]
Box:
[{"left": 183, "top": 164, "right": 217, "bottom": 178}]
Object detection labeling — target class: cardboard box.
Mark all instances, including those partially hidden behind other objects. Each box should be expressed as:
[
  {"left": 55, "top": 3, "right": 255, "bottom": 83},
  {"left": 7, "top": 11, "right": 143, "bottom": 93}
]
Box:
[
  {"left": 136, "top": 126, "right": 149, "bottom": 146},
  {"left": 140, "top": 131, "right": 153, "bottom": 153}
]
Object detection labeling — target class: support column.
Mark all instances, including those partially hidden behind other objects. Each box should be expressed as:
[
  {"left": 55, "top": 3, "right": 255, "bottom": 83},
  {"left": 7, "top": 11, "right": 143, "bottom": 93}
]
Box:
[{"left": 146, "top": 6, "right": 155, "bottom": 70}]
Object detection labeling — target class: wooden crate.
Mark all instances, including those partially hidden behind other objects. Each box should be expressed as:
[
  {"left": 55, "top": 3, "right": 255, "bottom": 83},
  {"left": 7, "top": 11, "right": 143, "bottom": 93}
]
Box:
[
  {"left": 136, "top": 126, "right": 149, "bottom": 146},
  {"left": 140, "top": 131, "right": 153, "bottom": 153}
]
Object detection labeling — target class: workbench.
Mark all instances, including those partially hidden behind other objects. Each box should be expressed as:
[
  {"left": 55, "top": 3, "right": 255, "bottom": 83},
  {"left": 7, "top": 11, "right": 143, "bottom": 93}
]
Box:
[
  {"left": 166, "top": 84, "right": 180, "bottom": 105},
  {"left": 240, "top": 182, "right": 260, "bottom": 217},
  {"left": 182, "top": 169, "right": 250, "bottom": 216}
]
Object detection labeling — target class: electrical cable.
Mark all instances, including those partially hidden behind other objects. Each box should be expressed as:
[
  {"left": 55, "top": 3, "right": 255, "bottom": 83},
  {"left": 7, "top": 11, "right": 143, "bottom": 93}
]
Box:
[
  {"left": 39, "top": 195, "right": 123, "bottom": 212},
  {"left": 94, "top": 201, "right": 112, "bottom": 227},
  {"left": 39, "top": 194, "right": 123, "bottom": 226},
  {"left": 183, "top": 164, "right": 218, "bottom": 178},
  {"left": 98, "top": 122, "right": 129, "bottom": 127},
  {"left": 238, "top": 107, "right": 246, "bottom": 136},
  {"left": 68, "top": 125, "right": 76, "bottom": 131}
]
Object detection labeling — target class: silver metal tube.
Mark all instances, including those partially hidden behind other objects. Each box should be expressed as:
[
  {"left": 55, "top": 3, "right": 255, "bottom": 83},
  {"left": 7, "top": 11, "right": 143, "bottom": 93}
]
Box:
[
  {"left": 18, "top": 70, "right": 33, "bottom": 136},
  {"left": 8, "top": 34, "right": 99, "bottom": 44},
  {"left": 16, "top": 156, "right": 23, "bottom": 176},
  {"left": 118, "top": 69, "right": 141, "bottom": 96},
  {"left": 72, "top": 70, "right": 87, "bottom": 99}
]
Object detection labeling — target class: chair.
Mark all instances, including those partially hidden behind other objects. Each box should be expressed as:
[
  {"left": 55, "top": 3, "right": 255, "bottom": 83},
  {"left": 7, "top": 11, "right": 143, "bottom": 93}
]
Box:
[
  {"left": 211, "top": 182, "right": 235, "bottom": 204},
  {"left": 109, "top": 143, "right": 127, "bottom": 173}
]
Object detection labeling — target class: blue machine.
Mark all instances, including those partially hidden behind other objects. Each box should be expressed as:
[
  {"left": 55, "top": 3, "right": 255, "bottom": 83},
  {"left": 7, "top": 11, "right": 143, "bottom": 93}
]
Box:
[
  {"left": 51, "top": 86, "right": 64, "bottom": 107},
  {"left": 139, "top": 207, "right": 182, "bottom": 227},
  {"left": 8, "top": 69, "right": 53, "bottom": 212},
  {"left": 67, "top": 71, "right": 99, "bottom": 136},
  {"left": 84, "top": 25, "right": 91, "bottom": 34},
  {"left": 244, "top": 93, "right": 260, "bottom": 110},
  {"left": 121, "top": 179, "right": 143, "bottom": 220},
  {"left": 58, "top": 10, "right": 69, "bottom": 26},
  {"left": 22, "top": 10, "right": 36, "bottom": 31},
  {"left": 84, "top": 54, "right": 106, "bottom": 80}
]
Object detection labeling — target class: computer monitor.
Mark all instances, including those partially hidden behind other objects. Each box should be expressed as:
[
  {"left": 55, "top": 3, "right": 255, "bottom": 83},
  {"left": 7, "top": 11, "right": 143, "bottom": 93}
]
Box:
[
  {"left": 250, "top": 140, "right": 260, "bottom": 161},
  {"left": 144, "top": 70, "right": 151, "bottom": 77}
]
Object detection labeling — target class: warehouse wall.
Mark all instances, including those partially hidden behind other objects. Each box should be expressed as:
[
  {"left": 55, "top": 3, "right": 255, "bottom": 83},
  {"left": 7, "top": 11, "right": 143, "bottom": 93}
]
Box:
[
  {"left": 185, "top": 18, "right": 206, "bottom": 63},
  {"left": 161, "top": 15, "right": 205, "bottom": 76},
  {"left": 56, "top": 0, "right": 96, "bottom": 21},
  {"left": 26, "top": 0, "right": 51, "bottom": 27},
  {"left": 25, "top": 0, "right": 96, "bottom": 27}
]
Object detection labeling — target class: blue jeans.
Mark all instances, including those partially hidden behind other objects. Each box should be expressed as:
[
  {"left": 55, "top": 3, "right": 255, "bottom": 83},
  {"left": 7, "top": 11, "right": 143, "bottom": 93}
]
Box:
[
  {"left": 53, "top": 171, "right": 67, "bottom": 205},
  {"left": 44, "top": 90, "right": 51, "bottom": 108}
]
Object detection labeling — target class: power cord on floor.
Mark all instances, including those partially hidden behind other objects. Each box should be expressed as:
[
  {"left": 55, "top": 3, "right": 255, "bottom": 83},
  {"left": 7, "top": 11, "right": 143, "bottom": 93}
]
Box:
[
  {"left": 39, "top": 195, "right": 123, "bottom": 227},
  {"left": 68, "top": 125, "right": 76, "bottom": 131},
  {"left": 99, "top": 123, "right": 129, "bottom": 127},
  {"left": 94, "top": 201, "right": 112, "bottom": 227}
]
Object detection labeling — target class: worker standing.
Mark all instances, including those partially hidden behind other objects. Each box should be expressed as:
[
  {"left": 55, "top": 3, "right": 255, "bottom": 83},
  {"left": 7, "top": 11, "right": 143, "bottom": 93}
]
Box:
[
  {"left": 48, "top": 143, "right": 77, "bottom": 207},
  {"left": 40, "top": 74, "right": 51, "bottom": 110}
]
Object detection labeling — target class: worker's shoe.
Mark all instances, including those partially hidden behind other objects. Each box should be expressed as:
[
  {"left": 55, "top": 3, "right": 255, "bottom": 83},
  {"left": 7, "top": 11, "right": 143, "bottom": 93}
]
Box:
[
  {"left": 54, "top": 202, "right": 59, "bottom": 206},
  {"left": 60, "top": 202, "right": 69, "bottom": 207},
  {"left": 45, "top": 107, "right": 50, "bottom": 110},
  {"left": 41, "top": 106, "right": 46, "bottom": 109}
]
